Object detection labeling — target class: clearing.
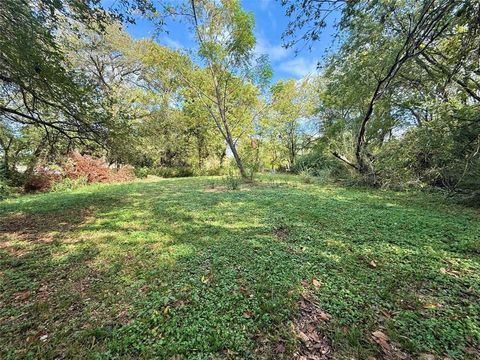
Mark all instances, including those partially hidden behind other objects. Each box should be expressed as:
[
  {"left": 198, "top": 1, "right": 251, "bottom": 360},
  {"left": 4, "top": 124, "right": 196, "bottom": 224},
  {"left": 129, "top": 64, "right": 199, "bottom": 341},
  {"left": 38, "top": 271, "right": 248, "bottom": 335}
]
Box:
[{"left": 0, "top": 176, "right": 479, "bottom": 359}]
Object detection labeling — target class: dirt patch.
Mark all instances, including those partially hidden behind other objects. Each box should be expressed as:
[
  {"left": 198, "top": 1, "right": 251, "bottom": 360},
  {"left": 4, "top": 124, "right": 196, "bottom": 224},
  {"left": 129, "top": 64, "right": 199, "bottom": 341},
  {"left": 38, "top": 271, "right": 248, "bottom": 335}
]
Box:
[
  {"left": 293, "top": 290, "right": 332, "bottom": 359},
  {"left": 203, "top": 186, "right": 228, "bottom": 193},
  {"left": 273, "top": 224, "right": 290, "bottom": 241}
]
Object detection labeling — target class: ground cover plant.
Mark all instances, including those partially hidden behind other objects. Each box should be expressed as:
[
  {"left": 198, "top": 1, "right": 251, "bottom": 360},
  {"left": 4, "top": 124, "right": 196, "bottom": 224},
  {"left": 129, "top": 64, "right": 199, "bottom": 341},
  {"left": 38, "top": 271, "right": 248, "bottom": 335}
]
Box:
[{"left": 1, "top": 175, "right": 478, "bottom": 359}]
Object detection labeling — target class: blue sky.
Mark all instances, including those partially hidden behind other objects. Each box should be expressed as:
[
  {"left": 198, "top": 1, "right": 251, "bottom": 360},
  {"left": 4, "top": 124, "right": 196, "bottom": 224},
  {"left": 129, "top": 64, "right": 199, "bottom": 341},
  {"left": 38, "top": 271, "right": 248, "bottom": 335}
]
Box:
[{"left": 123, "top": 0, "right": 337, "bottom": 82}]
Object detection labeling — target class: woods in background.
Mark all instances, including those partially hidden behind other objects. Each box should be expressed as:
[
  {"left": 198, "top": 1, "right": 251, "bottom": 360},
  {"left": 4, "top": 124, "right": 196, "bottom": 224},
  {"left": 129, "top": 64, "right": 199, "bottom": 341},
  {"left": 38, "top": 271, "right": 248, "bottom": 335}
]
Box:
[{"left": 1, "top": 0, "right": 479, "bottom": 199}]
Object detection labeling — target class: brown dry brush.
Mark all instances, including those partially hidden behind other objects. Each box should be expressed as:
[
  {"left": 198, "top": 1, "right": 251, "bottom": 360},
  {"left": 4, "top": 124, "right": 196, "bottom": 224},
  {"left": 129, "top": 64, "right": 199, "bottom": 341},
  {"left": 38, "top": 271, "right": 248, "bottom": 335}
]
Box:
[{"left": 24, "top": 151, "right": 134, "bottom": 192}]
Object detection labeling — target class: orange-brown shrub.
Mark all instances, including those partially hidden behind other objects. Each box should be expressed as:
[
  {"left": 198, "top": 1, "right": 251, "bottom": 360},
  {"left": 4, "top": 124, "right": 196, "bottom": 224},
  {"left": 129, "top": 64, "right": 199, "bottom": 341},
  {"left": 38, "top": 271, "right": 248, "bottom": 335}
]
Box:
[
  {"left": 64, "top": 152, "right": 135, "bottom": 183},
  {"left": 64, "top": 152, "right": 111, "bottom": 183},
  {"left": 24, "top": 152, "right": 135, "bottom": 192}
]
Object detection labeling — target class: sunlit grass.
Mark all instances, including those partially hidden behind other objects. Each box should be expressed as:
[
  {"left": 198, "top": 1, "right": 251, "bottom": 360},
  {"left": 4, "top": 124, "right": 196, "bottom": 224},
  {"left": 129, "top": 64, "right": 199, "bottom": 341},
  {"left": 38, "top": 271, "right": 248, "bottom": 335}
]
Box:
[{"left": 0, "top": 176, "right": 479, "bottom": 359}]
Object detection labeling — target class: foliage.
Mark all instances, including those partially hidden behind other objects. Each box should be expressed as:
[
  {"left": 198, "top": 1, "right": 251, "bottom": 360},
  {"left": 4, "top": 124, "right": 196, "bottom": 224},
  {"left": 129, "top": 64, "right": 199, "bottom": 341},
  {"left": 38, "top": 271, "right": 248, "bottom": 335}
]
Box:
[
  {"left": 282, "top": 0, "right": 480, "bottom": 191},
  {"left": 24, "top": 166, "right": 63, "bottom": 193},
  {"left": 0, "top": 178, "right": 18, "bottom": 199},
  {"left": 22, "top": 152, "right": 134, "bottom": 193},
  {"left": 223, "top": 171, "right": 242, "bottom": 190},
  {"left": 2, "top": 0, "right": 479, "bottom": 195},
  {"left": 65, "top": 152, "right": 134, "bottom": 184},
  {"left": 134, "top": 167, "right": 150, "bottom": 179},
  {"left": 0, "top": 176, "right": 478, "bottom": 358},
  {"left": 147, "top": 166, "right": 194, "bottom": 178},
  {"left": 172, "top": 0, "right": 272, "bottom": 178},
  {"left": 261, "top": 78, "right": 316, "bottom": 170},
  {"left": 51, "top": 176, "right": 89, "bottom": 192},
  {"left": 299, "top": 169, "right": 314, "bottom": 184}
]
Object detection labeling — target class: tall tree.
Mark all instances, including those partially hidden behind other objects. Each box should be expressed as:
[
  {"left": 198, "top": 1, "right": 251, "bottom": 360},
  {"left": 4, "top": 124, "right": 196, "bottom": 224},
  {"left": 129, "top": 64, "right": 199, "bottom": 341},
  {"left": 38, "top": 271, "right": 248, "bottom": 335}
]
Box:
[{"left": 182, "top": 0, "right": 270, "bottom": 178}]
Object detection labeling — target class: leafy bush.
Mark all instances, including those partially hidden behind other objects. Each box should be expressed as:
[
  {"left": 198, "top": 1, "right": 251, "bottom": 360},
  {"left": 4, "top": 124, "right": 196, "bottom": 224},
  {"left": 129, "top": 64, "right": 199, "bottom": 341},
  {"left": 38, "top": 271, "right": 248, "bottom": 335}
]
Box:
[
  {"left": 293, "top": 148, "right": 348, "bottom": 179},
  {"left": 135, "top": 167, "right": 150, "bottom": 178},
  {"left": 376, "top": 123, "right": 480, "bottom": 192},
  {"left": 314, "top": 167, "right": 333, "bottom": 184},
  {"left": 23, "top": 152, "right": 135, "bottom": 193},
  {"left": 65, "top": 152, "right": 134, "bottom": 183},
  {"left": 64, "top": 152, "right": 111, "bottom": 183},
  {"left": 0, "top": 178, "right": 19, "bottom": 199},
  {"left": 51, "top": 176, "right": 88, "bottom": 192},
  {"left": 223, "top": 172, "right": 241, "bottom": 190},
  {"left": 299, "top": 169, "right": 314, "bottom": 184},
  {"left": 113, "top": 165, "right": 135, "bottom": 182},
  {"left": 148, "top": 166, "right": 194, "bottom": 178}
]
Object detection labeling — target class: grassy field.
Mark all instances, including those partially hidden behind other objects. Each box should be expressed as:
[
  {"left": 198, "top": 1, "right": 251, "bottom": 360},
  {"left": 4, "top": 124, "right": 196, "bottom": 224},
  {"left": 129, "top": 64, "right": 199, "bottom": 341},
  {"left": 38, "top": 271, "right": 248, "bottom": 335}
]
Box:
[{"left": 0, "top": 176, "right": 479, "bottom": 359}]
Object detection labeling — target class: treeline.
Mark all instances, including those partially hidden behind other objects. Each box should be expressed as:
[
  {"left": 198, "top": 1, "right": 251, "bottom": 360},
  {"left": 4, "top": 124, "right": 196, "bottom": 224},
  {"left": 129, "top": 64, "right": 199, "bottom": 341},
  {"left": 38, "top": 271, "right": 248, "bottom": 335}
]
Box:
[
  {"left": 287, "top": 0, "right": 480, "bottom": 197},
  {"left": 1, "top": 0, "right": 479, "bottom": 199}
]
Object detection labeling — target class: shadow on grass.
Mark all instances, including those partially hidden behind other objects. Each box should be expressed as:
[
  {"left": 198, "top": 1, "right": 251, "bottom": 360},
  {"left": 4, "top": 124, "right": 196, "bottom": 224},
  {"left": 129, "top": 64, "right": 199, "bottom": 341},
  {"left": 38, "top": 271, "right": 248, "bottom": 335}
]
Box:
[{"left": 0, "top": 177, "right": 479, "bottom": 358}]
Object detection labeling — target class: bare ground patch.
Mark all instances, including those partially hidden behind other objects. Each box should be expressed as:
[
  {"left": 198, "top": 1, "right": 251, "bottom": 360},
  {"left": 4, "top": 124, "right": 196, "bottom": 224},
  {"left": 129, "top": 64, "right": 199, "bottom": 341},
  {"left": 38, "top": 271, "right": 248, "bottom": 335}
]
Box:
[{"left": 293, "top": 291, "right": 333, "bottom": 360}]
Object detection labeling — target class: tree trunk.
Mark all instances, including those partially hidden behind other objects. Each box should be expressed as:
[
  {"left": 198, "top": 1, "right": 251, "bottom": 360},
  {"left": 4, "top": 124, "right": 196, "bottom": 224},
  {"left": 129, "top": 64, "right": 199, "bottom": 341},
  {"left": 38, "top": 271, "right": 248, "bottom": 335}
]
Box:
[
  {"left": 227, "top": 139, "right": 247, "bottom": 178},
  {"left": 2, "top": 149, "right": 9, "bottom": 177}
]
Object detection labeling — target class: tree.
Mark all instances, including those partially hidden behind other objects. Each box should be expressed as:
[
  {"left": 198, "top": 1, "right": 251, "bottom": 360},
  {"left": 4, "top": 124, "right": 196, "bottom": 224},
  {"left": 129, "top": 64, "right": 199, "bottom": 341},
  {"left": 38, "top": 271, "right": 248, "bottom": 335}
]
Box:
[
  {"left": 0, "top": 0, "right": 162, "bottom": 144},
  {"left": 267, "top": 79, "right": 315, "bottom": 170},
  {"left": 179, "top": 0, "right": 271, "bottom": 178},
  {"left": 283, "top": 0, "right": 480, "bottom": 185}
]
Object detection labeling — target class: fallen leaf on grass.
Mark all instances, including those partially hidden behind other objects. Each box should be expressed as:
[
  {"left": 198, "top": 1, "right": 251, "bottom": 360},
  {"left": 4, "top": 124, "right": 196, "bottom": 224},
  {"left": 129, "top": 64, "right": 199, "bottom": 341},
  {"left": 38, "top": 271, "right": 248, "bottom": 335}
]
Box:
[
  {"left": 139, "top": 285, "right": 150, "bottom": 294},
  {"left": 380, "top": 310, "right": 392, "bottom": 318},
  {"left": 372, "top": 330, "right": 388, "bottom": 341},
  {"left": 243, "top": 310, "right": 253, "bottom": 319},
  {"left": 439, "top": 267, "right": 460, "bottom": 277},
  {"left": 275, "top": 343, "right": 285, "bottom": 353},
  {"left": 307, "top": 329, "right": 320, "bottom": 342},
  {"left": 318, "top": 311, "right": 331, "bottom": 321},
  {"left": 13, "top": 290, "right": 30, "bottom": 301},
  {"left": 312, "top": 278, "right": 322, "bottom": 288},
  {"left": 369, "top": 260, "right": 377, "bottom": 268},
  {"left": 372, "top": 330, "right": 391, "bottom": 352},
  {"left": 298, "top": 331, "right": 310, "bottom": 343}
]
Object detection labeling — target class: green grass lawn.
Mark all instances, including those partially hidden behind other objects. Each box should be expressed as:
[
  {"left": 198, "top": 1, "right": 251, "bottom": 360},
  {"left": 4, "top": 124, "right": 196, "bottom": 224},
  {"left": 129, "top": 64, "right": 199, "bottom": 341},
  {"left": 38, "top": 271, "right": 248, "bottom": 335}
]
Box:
[{"left": 1, "top": 176, "right": 479, "bottom": 359}]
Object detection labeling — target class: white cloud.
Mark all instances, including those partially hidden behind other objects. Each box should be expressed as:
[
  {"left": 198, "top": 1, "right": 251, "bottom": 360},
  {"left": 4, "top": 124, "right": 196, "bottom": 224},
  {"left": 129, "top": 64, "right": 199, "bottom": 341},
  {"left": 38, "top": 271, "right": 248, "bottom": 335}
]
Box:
[
  {"left": 277, "top": 57, "right": 319, "bottom": 78},
  {"left": 163, "top": 37, "right": 182, "bottom": 49},
  {"left": 254, "top": 35, "right": 289, "bottom": 61}
]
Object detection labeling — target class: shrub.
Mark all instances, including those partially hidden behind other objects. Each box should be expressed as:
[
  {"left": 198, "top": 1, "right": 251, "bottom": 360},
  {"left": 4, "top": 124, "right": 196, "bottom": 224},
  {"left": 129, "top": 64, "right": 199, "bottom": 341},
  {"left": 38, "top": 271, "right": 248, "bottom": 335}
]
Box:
[
  {"left": 299, "top": 169, "right": 314, "bottom": 184},
  {"left": 24, "top": 166, "right": 62, "bottom": 192},
  {"left": 0, "top": 178, "right": 19, "bottom": 199},
  {"left": 111, "top": 165, "right": 135, "bottom": 182},
  {"left": 64, "top": 152, "right": 111, "bottom": 183},
  {"left": 314, "top": 167, "right": 333, "bottom": 184},
  {"left": 293, "top": 148, "right": 348, "bottom": 179},
  {"left": 148, "top": 166, "right": 194, "bottom": 178},
  {"left": 64, "top": 152, "right": 134, "bottom": 184},
  {"left": 51, "top": 176, "right": 88, "bottom": 192},
  {"left": 23, "top": 152, "right": 135, "bottom": 193},
  {"left": 223, "top": 172, "right": 241, "bottom": 190},
  {"left": 135, "top": 167, "right": 150, "bottom": 178}
]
